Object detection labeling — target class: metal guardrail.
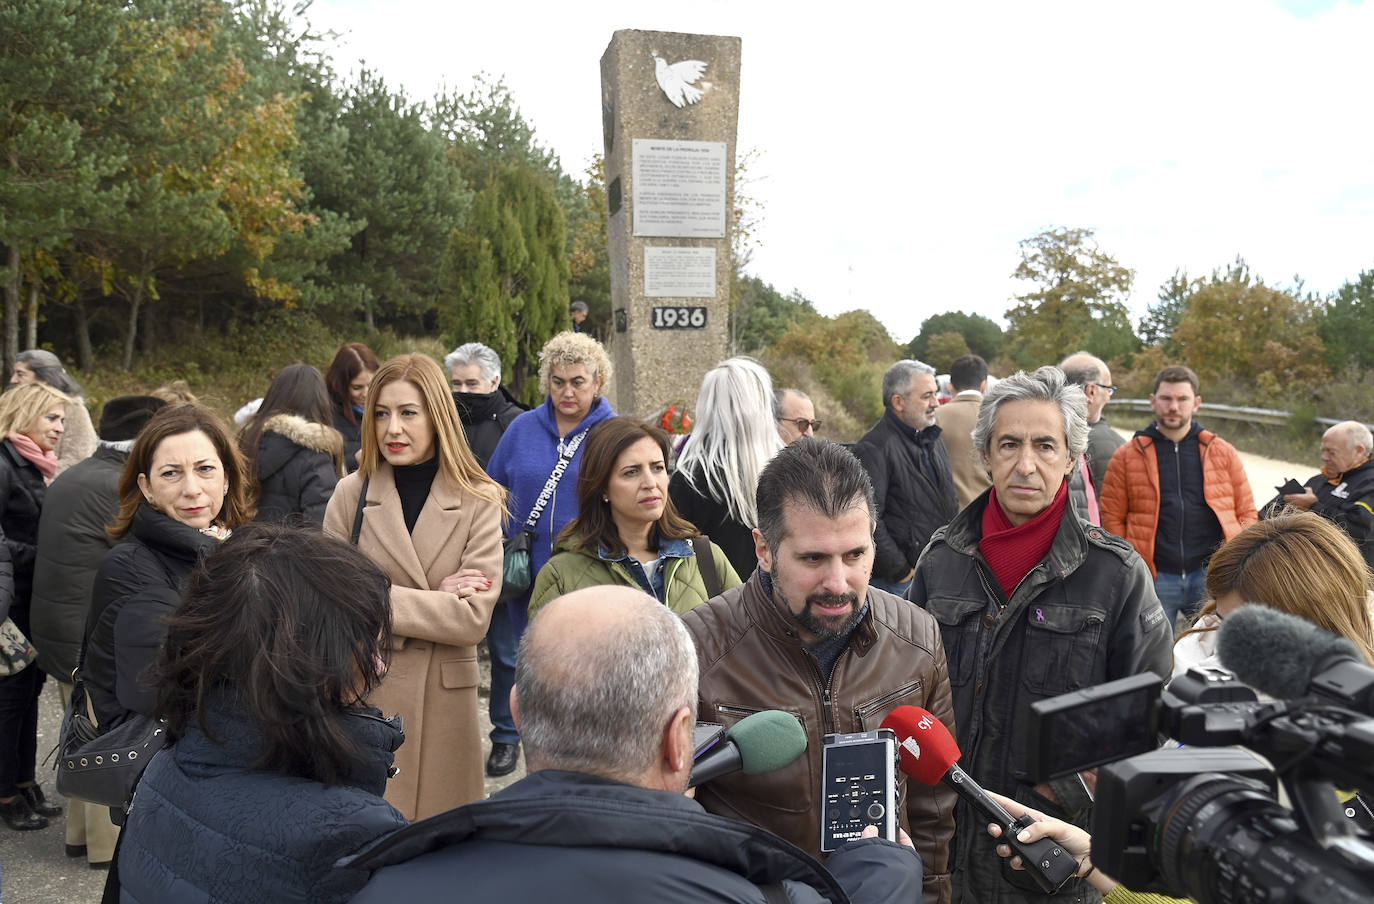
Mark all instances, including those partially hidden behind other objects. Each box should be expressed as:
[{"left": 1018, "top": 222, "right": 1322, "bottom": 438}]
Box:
[{"left": 1113, "top": 399, "right": 1370, "bottom": 433}]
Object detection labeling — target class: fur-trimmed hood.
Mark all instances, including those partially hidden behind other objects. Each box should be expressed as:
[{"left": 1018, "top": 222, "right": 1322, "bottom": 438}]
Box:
[
  {"left": 262, "top": 413, "right": 343, "bottom": 455},
  {"left": 257, "top": 414, "right": 343, "bottom": 480}
]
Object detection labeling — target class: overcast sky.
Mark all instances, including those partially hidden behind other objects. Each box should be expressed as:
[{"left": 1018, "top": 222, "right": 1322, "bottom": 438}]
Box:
[{"left": 304, "top": 0, "right": 1373, "bottom": 344}]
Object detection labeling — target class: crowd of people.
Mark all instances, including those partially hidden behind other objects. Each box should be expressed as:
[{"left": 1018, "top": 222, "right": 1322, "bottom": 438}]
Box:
[{"left": 0, "top": 332, "right": 1371, "bottom": 904}]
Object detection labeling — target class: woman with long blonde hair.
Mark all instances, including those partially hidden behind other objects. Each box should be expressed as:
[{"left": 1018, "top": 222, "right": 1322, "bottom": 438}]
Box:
[
  {"left": 1174, "top": 510, "right": 1374, "bottom": 678},
  {"left": 324, "top": 353, "right": 505, "bottom": 819}
]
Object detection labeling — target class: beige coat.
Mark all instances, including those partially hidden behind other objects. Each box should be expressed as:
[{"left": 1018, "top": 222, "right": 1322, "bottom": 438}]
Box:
[
  {"left": 323, "top": 465, "right": 503, "bottom": 820},
  {"left": 932, "top": 391, "right": 989, "bottom": 508},
  {"left": 55, "top": 397, "right": 97, "bottom": 477}
]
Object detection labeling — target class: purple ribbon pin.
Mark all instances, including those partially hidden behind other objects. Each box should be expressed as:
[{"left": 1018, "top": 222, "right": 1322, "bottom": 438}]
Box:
[{"left": 1035, "top": 608, "right": 1045, "bottom": 622}]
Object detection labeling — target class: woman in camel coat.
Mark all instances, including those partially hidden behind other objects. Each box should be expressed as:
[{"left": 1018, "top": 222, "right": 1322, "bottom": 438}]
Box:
[{"left": 324, "top": 353, "right": 504, "bottom": 820}]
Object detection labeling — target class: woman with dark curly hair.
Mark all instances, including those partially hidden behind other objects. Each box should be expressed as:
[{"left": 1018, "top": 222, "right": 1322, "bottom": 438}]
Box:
[{"left": 114, "top": 524, "right": 407, "bottom": 903}]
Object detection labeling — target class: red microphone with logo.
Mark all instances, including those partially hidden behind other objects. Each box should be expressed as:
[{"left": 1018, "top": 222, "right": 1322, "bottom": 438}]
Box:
[{"left": 880, "top": 705, "right": 1079, "bottom": 893}]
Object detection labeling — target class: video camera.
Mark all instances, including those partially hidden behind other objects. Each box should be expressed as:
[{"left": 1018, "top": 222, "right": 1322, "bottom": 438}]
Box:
[{"left": 1026, "top": 608, "right": 1374, "bottom": 903}]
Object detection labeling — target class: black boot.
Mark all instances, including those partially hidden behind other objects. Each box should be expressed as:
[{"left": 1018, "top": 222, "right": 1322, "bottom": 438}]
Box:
[
  {"left": 0, "top": 795, "right": 48, "bottom": 831},
  {"left": 19, "top": 784, "right": 62, "bottom": 817},
  {"left": 486, "top": 742, "right": 520, "bottom": 777}
]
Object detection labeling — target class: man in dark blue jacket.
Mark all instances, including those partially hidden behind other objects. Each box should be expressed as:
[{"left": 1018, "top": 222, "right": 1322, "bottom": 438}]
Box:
[{"left": 345, "top": 585, "right": 921, "bottom": 903}]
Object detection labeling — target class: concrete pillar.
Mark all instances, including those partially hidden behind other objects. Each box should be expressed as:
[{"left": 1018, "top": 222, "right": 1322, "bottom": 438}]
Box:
[{"left": 600, "top": 29, "right": 740, "bottom": 418}]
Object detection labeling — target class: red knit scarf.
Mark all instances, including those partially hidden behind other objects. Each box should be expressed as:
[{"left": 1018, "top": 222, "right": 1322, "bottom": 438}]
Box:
[{"left": 979, "top": 480, "right": 1069, "bottom": 599}]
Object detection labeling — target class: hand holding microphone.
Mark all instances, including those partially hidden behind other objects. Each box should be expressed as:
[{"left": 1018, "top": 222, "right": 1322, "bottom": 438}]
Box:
[{"left": 879, "top": 705, "right": 1080, "bottom": 894}]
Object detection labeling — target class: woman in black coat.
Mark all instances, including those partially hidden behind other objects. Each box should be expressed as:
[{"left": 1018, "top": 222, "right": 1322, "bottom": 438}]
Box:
[
  {"left": 115, "top": 525, "right": 407, "bottom": 904},
  {"left": 0, "top": 382, "right": 70, "bottom": 831},
  {"left": 325, "top": 342, "right": 380, "bottom": 473},
  {"left": 239, "top": 364, "right": 344, "bottom": 526},
  {"left": 86, "top": 405, "right": 254, "bottom": 736}
]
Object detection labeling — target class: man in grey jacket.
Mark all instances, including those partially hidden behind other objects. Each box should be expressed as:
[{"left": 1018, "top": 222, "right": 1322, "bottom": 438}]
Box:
[{"left": 908, "top": 367, "right": 1171, "bottom": 904}]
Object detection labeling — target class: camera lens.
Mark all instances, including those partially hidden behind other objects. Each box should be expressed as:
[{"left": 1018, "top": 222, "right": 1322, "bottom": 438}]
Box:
[{"left": 1150, "top": 773, "right": 1287, "bottom": 897}]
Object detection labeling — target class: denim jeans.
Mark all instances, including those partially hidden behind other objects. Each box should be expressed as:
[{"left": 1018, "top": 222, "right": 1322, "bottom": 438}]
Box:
[
  {"left": 486, "top": 602, "right": 519, "bottom": 746},
  {"left": 1154, "top": 569, "right": 1208, "bottom": 631},
  {"left": 869, "top": 574, "right": 914, "bottom": 599}
]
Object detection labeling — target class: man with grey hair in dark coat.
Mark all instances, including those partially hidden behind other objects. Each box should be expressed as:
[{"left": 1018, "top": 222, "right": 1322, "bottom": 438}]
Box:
[
  {"left": 853, "top": 359, "right": 958, "bottom": 597},
  {"left": 908, "top": 367, "right": 1170, "bottom": 904},
  {"left": 346, "top": 585, "right": 924, "bottom": 903}
]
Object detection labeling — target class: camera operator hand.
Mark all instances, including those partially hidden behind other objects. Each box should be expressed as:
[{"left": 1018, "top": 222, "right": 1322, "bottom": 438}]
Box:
[{"left": 984, "top": 791, "right": 1115, "bottom": 896}]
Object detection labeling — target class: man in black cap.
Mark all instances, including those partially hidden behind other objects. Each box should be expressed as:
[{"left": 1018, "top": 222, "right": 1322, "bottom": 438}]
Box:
[{"left": 29, "top": 395, "right": 166, "bottom": 866}]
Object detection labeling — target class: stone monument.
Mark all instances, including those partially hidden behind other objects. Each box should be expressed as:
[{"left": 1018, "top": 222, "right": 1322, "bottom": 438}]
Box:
[{"left": 600, "top": 29, "right": 740, "bottom": 418}]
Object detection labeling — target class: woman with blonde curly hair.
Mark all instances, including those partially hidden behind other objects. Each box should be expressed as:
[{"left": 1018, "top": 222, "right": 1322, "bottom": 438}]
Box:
[
  {"left": 484, "top": 332, "right": 615, "bottom": 776},
  {"left": 1174, "top": 509, "right": 1374, "bottom": 678},
  {"left": 324, "top": 353, "right": 505, "bottom": 819}
]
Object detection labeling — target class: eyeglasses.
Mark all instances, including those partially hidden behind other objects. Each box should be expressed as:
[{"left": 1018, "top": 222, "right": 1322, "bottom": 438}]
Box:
[
  {"left": 779, "top": 417, "right": 822, "bottom": 433},
  {"left": 1093, "top": 383, "right": 1118, "bottom": 397}
]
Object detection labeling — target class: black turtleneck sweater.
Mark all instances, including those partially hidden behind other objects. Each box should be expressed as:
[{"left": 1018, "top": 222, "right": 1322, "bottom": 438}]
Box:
[{"left": 392, "top": 457, "right": 439, "bottom": 533}]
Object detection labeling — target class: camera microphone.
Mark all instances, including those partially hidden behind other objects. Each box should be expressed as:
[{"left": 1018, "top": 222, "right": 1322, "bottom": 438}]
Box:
[
  {"left": 1217, "top": 604, "right": 1374, "bottom": 713},
  {"left": 688, "top": 710, "right": 807, "bottom": 788},
  {"left": 880, "top": 706, "right": 1079, "bottom": 894}
]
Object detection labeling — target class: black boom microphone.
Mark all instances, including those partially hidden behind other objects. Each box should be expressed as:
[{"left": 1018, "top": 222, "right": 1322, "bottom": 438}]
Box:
[{"left": 1217, "top": 604, "right": 1374, "bottom": 713}]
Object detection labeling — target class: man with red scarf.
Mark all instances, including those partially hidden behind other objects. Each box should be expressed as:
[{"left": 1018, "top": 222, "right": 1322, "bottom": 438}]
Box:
[{"left": 908, "top": 366, "right": 1171, "bottom": 904}]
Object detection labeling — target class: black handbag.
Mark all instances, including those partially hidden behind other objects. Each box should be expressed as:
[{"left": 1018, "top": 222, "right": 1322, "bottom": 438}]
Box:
[{"left": 55, "top": 649, "right": 167, "bottom": 811}]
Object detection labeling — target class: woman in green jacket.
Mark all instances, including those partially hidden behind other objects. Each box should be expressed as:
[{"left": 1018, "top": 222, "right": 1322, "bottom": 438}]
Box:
[{"left": 530, "top": 418, "right": 739, "bottom": 617}]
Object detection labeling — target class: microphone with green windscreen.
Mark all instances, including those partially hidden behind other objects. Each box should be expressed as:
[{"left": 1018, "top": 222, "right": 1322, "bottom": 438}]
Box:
[{"left": 688, "top": 710, "right": 807, "bottom": 788}]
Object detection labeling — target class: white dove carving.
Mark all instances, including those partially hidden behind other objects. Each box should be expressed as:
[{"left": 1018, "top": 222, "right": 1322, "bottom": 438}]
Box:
[{"left": 652, "top": 53, "right": 707, "bottom": 108}]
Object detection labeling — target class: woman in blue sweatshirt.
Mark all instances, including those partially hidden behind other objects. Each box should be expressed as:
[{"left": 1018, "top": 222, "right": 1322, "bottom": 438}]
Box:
[{"left": 484, "top": 332, "right": 615, "bottom": 775}]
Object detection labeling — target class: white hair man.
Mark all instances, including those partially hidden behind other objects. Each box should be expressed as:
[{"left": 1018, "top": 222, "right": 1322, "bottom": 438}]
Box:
[
  {"left": 1265, "top": 419, "right": 1374, "bottom": 571},
  {"left": 348, "top": 586, "right": 923, "bottom": 902},
  {"left": 910, "top": 366, "right": 1171, "bottom": 904}
]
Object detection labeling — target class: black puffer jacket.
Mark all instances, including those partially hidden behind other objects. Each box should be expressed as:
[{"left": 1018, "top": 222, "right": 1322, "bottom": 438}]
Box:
[
  {"left": 30, "top": 444, "right": 126, "bottom": 678},
  {"left": 853, "top": 412, "right": 959, "bottom": 583},
  {"left": 118, "top": 698, "right": 407, "bottom": 904},
  {"left": 332, "top": 400, "right": 364, "bottom": 473},
  {"left": 454, "top": 388, "right": 526, "bottom": 469},
  {"left": 0, "top": 439, "right": 48, "bottom": 628},
  {"left": 253, "top": 414, "right": 342, "bottom": 526},
  {"left": 344, "top": 769, "right": 923, "bottom": 903},
  {"left": 85, "top": 505, "right": 219, "bottom": 728}
]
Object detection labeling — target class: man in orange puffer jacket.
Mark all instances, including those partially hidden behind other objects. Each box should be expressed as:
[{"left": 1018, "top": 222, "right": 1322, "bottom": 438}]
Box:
[{"left": 1100, "top": 365, "right": 1257, "bottom": 629}]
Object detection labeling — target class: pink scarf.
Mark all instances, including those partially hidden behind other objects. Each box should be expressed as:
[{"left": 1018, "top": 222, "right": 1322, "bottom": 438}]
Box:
[{"left": 8, "top": 432, "right": 58, "bottom": 480}]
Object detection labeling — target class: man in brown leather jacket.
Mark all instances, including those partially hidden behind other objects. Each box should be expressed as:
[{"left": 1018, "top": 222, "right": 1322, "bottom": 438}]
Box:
[{"left": 681, "top": 438, "right": 956, "bottom": 904}]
